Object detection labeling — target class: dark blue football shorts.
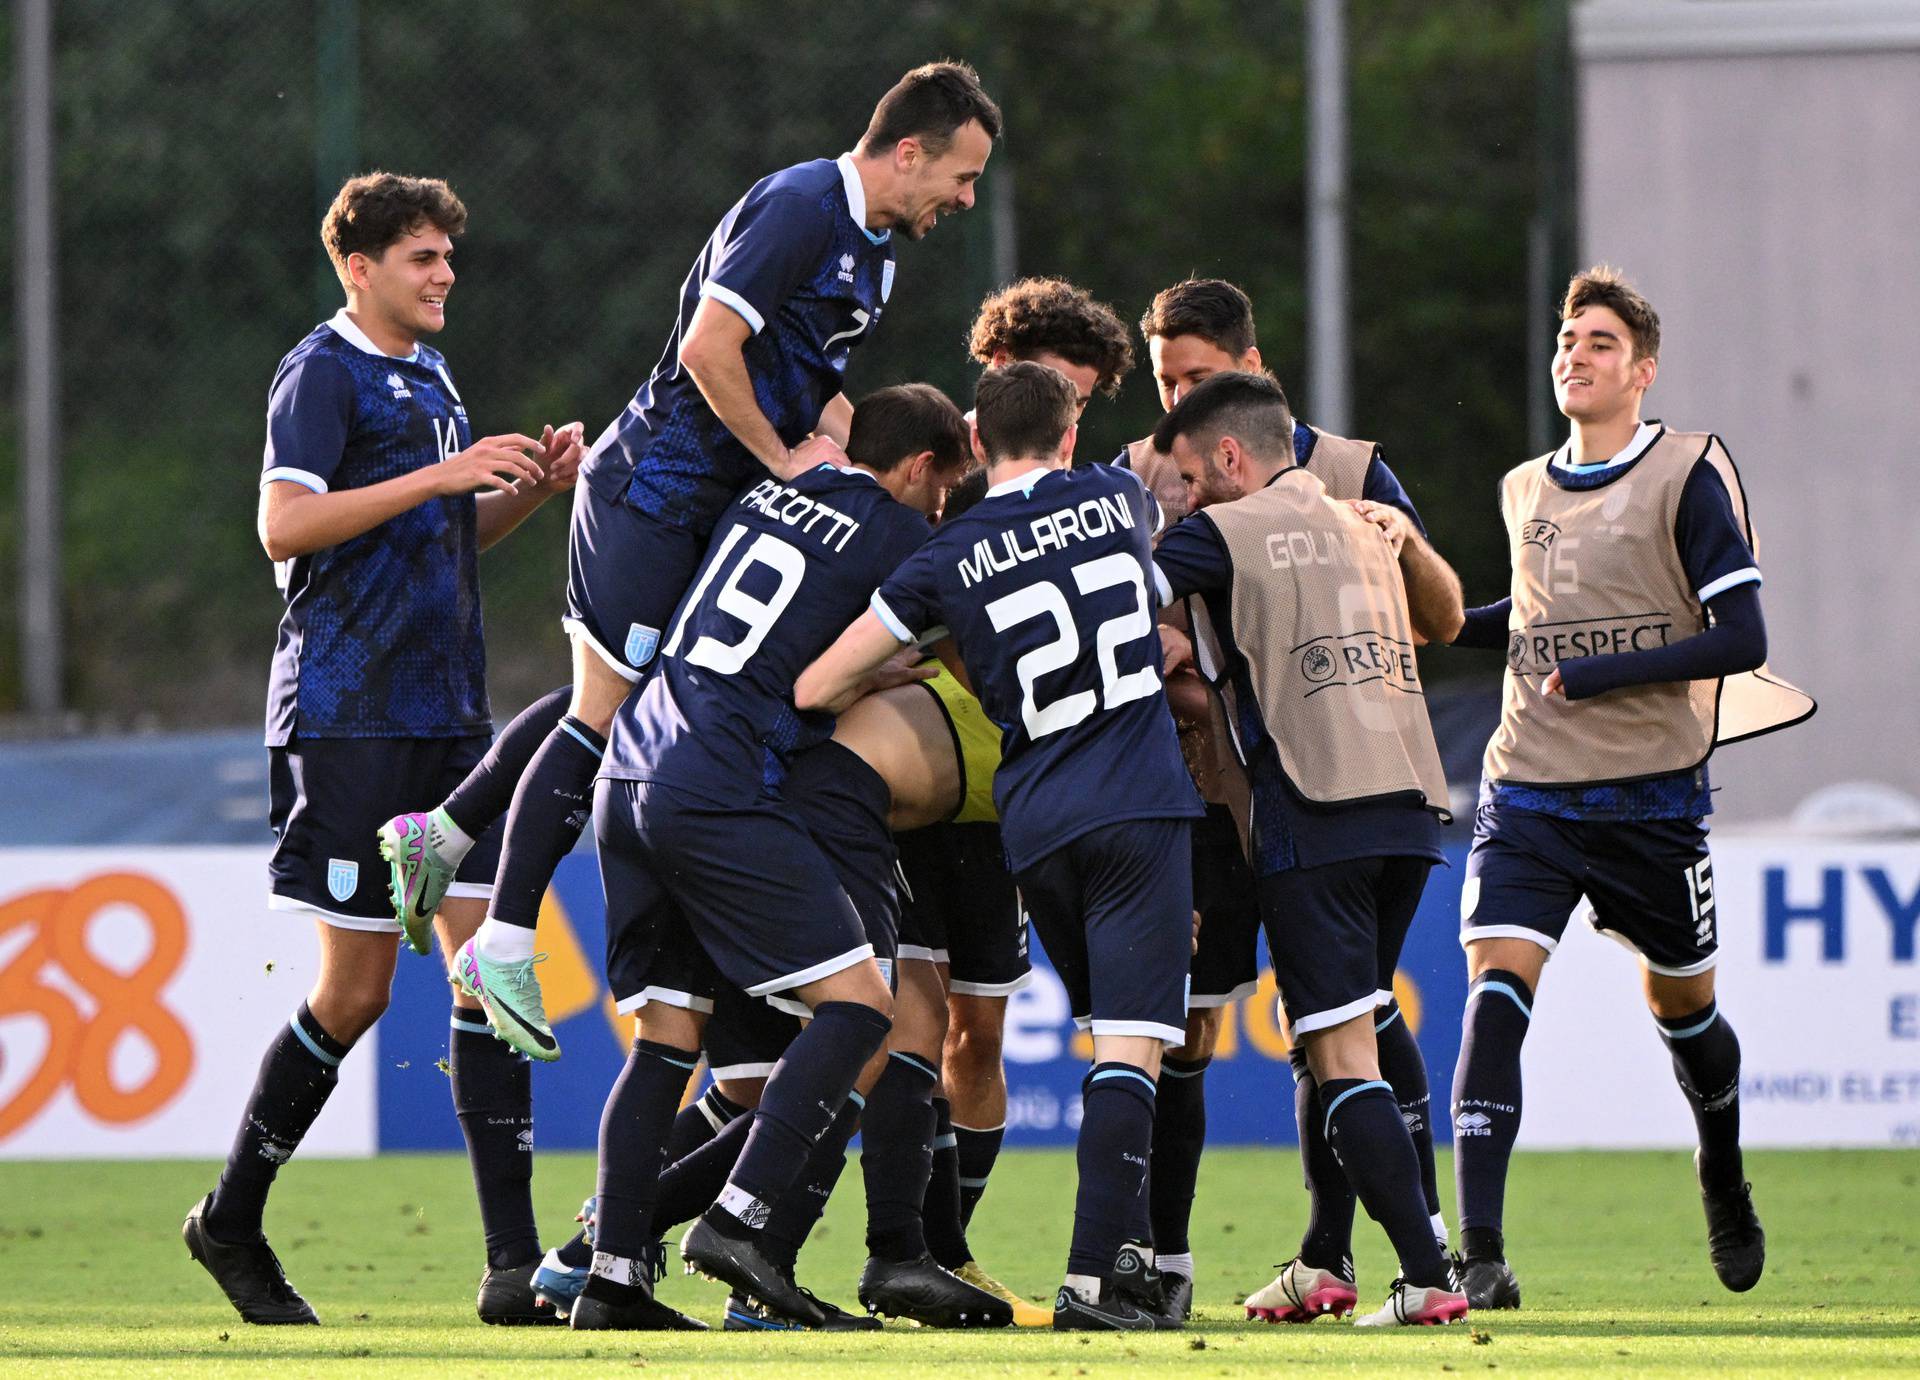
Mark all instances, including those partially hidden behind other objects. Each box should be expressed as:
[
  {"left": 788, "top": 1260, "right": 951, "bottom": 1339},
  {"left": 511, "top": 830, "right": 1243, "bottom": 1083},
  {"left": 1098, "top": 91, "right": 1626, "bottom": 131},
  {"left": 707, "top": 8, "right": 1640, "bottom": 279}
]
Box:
[
  {"left": 268, "top": 732, "right": 504, "bottom": 932},
  {"left": 1460, "top": 801, "right": 1717, "bottom": 977},
  {"left": 701, "top": 984, "right": 802, "bottom": 1082},
  {"left": 1189, "top": 803, "right": 1262, "bottom": 1007},
  {"left": 1259, "top": 855, "right": 1432, "bottom": 1035},
  {"left": 1014, "top": 817, "right": 1195, "bottom": 1046},
  {"left": 563, "top": 480, "right": 710, "bottom": 683},
  {"left": 593, "top": 778, "right": 876, "bottom": 1017},
  {"left": 896, "top": 821, "right": 1031, "bottom": 995}
]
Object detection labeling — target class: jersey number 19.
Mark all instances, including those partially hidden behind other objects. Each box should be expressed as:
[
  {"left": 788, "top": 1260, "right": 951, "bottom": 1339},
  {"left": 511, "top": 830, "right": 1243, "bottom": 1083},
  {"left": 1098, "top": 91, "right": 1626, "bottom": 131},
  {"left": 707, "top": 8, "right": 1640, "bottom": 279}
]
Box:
[{"left": 661, "top": 528, "right": 806, "bottom": 674}]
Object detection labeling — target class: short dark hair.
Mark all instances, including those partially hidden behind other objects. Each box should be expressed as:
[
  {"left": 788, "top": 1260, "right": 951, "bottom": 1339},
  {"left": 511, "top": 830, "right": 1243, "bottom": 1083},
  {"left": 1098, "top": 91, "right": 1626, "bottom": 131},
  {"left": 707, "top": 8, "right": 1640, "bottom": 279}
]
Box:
[
  {"left": 1152, "top": 370, "right": 1296, "bottom": 465},
  {"left": 940, "top": 465, "right": 991, "bottom": 523},
  {"left": 968, "top": 278, "right": 1134, "bottom": 399},
  {"left": 322, "top": 172, "right": 467, "bottom": 286},
  {"left": 858, "top": 60, "right": 1003, "bottom": 157},
  {"left": 846, "top": 383, "right": 970, "bottom": 475},
  {"left": 1560, "top": 264, "right": 1661, "bottom": 361},
  {"left": 974, "top": 362, "right": 1079, "bottom": 463},
  {"left": 1139, "top": 278, "right": 1258, "bottom": 358}
]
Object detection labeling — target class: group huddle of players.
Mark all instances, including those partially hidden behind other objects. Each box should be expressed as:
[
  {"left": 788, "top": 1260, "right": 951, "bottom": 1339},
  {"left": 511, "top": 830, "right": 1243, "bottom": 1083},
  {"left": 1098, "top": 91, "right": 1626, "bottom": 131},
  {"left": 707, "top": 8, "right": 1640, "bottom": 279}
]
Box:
[{"left": 184, "top": 59, "right": 1808, "bottom": 1336}]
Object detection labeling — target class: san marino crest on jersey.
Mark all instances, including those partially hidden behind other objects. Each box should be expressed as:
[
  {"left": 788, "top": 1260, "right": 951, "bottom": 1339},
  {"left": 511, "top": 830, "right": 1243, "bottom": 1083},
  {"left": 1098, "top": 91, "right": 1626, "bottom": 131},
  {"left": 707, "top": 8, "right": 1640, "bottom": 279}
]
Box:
[
  {"left": 327, "top": 858, "right": 359, "bottom": 902},
  {"left": 625, "top": 622, "right": 661, "bottom": 669}
]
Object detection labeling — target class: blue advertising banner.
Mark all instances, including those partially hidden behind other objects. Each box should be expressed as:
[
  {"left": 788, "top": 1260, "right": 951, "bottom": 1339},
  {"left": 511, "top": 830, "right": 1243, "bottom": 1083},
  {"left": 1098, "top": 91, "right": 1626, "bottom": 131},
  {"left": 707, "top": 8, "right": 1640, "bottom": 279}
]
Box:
[{"left": 378, "top": 845, "right": 1474, "bottom": 1153}]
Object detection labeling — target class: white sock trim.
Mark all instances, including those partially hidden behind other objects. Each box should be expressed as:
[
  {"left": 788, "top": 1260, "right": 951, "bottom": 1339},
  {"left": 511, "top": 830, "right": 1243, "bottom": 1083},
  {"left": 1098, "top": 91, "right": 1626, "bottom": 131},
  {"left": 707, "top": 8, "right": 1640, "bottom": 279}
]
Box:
[
  {"left": 717, "top": 1183, "right": 770, "bottom": 1229},
  {"left": 475, "top": 917, "right": 537, "bottom": 963},
  {"left": 429, "top": 805, "right": 476, "bottom": 861},
  {"left": 1063, "top": 1272, "right": 1103, "bottom": 1304},
  {"left": 1157, "top": 1250, "right": 1194, "bottom": 1278}
]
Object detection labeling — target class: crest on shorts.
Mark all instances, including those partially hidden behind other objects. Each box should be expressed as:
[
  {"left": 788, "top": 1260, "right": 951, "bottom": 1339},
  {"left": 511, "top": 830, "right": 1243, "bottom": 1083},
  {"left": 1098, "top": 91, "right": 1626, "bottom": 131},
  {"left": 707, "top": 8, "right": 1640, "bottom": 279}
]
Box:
[
  {"left": 625, "top": 622, "right": 660, "bottom": 668},
  {"left": 326, "top": 858, "right": 360, "bottom": 902}
]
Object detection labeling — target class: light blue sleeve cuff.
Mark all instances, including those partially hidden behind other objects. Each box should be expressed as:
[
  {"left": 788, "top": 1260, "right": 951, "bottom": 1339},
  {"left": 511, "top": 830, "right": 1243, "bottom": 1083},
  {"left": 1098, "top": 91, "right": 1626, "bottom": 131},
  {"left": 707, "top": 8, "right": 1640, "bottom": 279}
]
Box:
[
  {"left": 1696, "top": 566, "right": 1761, "bottom": 603},
  {"left": 1151, "top": 561, "right": 1174, "bottom": 609},
  {"left": 870, "top": 591, "right": 915, "bottom": 643},
  {"left": 699, "top": 281, "right": 766, "bottom": 336},
  {"left": 261, "top": 467, "right": 329, "bottom": 494}
]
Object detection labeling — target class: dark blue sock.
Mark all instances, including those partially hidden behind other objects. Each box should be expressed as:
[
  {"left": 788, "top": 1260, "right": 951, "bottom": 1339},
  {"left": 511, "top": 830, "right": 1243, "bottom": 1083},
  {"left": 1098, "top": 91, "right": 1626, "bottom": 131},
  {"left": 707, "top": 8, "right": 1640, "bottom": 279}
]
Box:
[
  {"left": 923, "top": 1096, "right": 972, "bottom": 1269},
  {"left": 863, "top": 1052, "right": 938, "bottom": 1260},
  {"left": 1291, "top": 1044, "right": 1355, "bottom": 1271},
  {"left": 1451, "top": 969, "right": 1533, "bottom": 1259},
  {"left": 955, "top": 1122, "right": 1005, "bottom": 1226},
  {"left": 205, "top": 1002, "right": 349, "bottom": 1242},
  {"left": 1067, "top": 1063, "right": 1157, "bottom": 1278},
  {"left": 556, "top": 1231, "right": 593, "bottom": 1269},
  {"left": 721, "top": 1001, "right": 891, "bottom": 1221},
  {"left": 764, "top": 1095, "right": 863, "bottom": 1271},
  {"left": 1322, "top": 1078, "right": 1450, "bottom": 1289},
  {"left": 1149, "top": 1053, "right": 1209, "bottom": 1257},
  {"left": 594, "top": 1038, "right": 699, "bottom": 1261},
  {"left": 441, "top": 686, "right": 571, "bottom": 837},
  {"left": 650, "top": 1109, "right": 751, "bottom": 1233},
  {"left": 1657, "top": 998, "right": 1744, "bottom": 1191},
  {"left": 664, "top": 1085, "right": 746, "bottom": 1165},
  {"left": 488, "top": 714, "right": 607, "bottom": 929},
  {"left": 1375, "top": 999, "right": 1441, "bottom": 1219},
  {"left": 449, "top": 1010, "right": 539, "bottom": 1268}
]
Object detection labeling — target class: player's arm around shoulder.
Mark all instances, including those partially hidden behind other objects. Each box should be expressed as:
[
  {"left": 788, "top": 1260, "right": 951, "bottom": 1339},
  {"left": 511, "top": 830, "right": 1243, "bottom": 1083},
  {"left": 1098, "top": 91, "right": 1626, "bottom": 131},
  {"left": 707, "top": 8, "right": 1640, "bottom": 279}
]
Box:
[
  {"left": 797, "top": 527, "right": 946, "bottom": 716},
  {"left": 1346, "top": 503, "right": 1462, "bottom": 642}
]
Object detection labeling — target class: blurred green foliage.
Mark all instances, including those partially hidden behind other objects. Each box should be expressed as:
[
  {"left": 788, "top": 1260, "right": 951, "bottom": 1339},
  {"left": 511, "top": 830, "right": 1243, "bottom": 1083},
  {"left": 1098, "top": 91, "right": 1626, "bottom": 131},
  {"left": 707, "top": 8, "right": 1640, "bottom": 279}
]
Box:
[{"left": 0, "top": 0, "right": 1540, "bottom": 726}]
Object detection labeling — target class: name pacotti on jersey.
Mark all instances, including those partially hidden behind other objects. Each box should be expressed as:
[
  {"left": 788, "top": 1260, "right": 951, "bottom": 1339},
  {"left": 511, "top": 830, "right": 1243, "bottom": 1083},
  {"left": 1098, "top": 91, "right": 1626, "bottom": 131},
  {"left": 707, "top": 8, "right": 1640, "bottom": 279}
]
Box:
[{"left": 736, "top": 475, "right": 871, "bottom": 553}]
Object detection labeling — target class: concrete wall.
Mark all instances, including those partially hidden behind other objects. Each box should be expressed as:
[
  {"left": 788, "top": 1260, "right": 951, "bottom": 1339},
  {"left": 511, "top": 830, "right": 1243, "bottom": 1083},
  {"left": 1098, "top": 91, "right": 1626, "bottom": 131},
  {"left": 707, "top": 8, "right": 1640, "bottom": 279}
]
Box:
[{"left": 1575, "top": 1, "right": 1920, "bottom": 823}]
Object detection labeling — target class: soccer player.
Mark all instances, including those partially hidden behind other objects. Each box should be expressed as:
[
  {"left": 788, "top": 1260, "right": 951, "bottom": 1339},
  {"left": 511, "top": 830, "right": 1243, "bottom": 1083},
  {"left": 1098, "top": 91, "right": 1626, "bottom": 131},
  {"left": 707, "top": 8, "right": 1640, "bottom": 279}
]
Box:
[
  {"left": 798, "top": 361, "right": 1205, "bottom": 1331},
  {"left": 572, "top": 384, "right": 973, "bottom": 1332},
  {"left": 182, "top": 173, "right": 584, "bottom": 1327},
  {"left": 1149, "top": 371, "right": 1468, "bottom": 1327},
  {"left": 378, "top": 62, "right": 1002, "bottom": 1059},
  {"left": 921, "top": 277, "right": 1135, "bottom": 1303},
  {"left": 1127, "top": 278, "right": 1464, "bottom": 1317},
  {"left": 1445, "top": 267, "right": 1807, "bottom": 1309},
  {"left": 533, "top": 467, "right": 1034, "bottom": 1332}
]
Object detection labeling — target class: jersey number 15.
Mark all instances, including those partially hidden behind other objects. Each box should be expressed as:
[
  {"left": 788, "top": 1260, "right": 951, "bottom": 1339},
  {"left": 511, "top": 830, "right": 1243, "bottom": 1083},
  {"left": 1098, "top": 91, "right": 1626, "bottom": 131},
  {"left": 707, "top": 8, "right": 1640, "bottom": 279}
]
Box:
[{"left": 986, "top": 553, "right": 1159, "bottom": 739}]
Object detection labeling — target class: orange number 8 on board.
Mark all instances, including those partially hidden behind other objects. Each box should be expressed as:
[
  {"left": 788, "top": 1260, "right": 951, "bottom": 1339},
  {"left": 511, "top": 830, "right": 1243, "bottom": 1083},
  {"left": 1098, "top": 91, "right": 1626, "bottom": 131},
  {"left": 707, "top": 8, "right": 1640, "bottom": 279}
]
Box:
[{"left": 0, "top": 872, "right": 194, "bottom": 1138}]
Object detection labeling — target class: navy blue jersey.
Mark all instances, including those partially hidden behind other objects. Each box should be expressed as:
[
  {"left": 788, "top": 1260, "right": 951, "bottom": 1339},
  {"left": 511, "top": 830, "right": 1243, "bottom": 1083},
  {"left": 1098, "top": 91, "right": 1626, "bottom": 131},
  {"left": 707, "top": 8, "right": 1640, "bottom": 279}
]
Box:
[
  {"left": 874, "top": 465, "right": 1202, "bottom": 870},
  {"left": 261, "top": 311, "right": 484, "bottom": 746},
  {"left": 583, "top": 156, "right": 895, "bottom": 532},
  {"left": 1154, "top": 510, "right": 1447, "bottom": 874},
  {"left": 1485, "top": 425, "right": 1761, "bottom": 822},
  {"left": 603, "top": 465, "right": 930, "bottom": 806}
]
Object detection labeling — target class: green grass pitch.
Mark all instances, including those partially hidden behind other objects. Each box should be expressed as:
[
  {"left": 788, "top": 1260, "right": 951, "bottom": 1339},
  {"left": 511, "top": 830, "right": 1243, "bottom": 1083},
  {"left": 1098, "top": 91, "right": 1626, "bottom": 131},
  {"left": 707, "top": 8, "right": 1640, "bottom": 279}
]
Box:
[{"left": 1, "top": 1149, "right": 1915, "bottom": 1376}]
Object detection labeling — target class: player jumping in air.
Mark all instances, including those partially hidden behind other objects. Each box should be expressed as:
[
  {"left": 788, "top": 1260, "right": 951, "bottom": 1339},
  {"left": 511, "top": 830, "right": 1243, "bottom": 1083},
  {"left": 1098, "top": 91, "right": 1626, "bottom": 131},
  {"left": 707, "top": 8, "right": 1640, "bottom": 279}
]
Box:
[
  {"left": 377, "top": 62, "right": 1001, "bottom": 1061},
  {"left": 570, "top": 385, "right": 972, "bottom": 1332}
]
